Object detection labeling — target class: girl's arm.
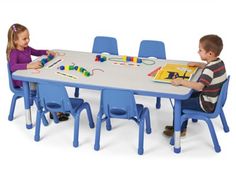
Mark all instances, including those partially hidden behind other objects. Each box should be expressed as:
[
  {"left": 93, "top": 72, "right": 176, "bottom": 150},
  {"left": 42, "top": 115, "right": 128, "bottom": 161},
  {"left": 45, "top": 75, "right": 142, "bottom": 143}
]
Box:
[
  {"left": 9, "top": 52, "right": 28, "bottom": 72},
  {"left": 29, "top": 46, "right": 47, "bottom": 56}
]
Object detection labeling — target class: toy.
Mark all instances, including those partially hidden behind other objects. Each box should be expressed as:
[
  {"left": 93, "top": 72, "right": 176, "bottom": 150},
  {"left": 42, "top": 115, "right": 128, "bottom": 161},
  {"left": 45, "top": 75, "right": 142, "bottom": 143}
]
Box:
[
  {"left": 41, "top": 54, "right": 55, "bottom": 66},
  {"left": 109, "top": 56, "right": 156, "bottom": 65},
  {"left": 95, "top": 54, "right": 107, "bottom": 62},
  {"left": 59, "top": 65, "right": 91, "bottom": 77}
]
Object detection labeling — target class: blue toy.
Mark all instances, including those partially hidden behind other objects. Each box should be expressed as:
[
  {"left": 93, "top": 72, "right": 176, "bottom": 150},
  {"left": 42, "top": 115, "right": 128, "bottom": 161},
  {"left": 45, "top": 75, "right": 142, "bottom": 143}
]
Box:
[{"left": 41, "top": 54, "right": 55, "bottom": 66}]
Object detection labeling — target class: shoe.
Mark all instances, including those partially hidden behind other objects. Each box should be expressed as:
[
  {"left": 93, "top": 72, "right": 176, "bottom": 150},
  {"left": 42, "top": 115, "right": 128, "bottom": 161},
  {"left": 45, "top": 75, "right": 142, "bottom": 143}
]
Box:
[
  {"left": 165, "top": 125, "right": 173, "bottom": 130},
  {"left": 49, "top": 112, "right": 69, "bottom": 121},
  {"left": 58, "top": 114, "right": 69, "bottom": 121},
  {"left": 163, "top": 128, "right": 186, "bottom": 137}
]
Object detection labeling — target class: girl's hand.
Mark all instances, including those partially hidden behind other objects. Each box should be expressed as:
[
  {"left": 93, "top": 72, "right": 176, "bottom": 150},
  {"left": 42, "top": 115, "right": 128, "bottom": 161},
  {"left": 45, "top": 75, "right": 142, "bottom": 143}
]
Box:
[
  {"left": 27, "top": 61, "right": 42, "bottom": 69},
  {"left": 47, "top": 50, "right": 57, "bottom": 57}
]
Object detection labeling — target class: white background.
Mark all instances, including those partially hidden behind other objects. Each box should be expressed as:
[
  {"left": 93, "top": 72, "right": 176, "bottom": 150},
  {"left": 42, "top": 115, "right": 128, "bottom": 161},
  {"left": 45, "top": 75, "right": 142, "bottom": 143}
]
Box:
[{"left": 0, "top": 0, "right": 235, "bottom": 176}]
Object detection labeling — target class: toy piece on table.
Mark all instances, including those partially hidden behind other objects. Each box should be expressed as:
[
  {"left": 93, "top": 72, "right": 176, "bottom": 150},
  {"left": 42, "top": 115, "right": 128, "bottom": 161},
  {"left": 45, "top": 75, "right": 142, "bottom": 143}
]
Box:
[
  {"left": 148, "top": 67, "right": 161, "bottom": 77},
  {"left": 121, "top": 55, "right": 142, "bottom": 63},
  {"left": 95, "top": 54, "right": 107, "bottom": 62},
  {"left": 41, "top": 54, "right": 55, "bottom": 66},
  {"left": 48, "top": 59, "right": 62, "bottom": 68},
  {"left": 109, "top": 56, "right": 155, "bottom": 65},
  {"left": 58, "top": 65, "right": 91, "bottom": 77}
]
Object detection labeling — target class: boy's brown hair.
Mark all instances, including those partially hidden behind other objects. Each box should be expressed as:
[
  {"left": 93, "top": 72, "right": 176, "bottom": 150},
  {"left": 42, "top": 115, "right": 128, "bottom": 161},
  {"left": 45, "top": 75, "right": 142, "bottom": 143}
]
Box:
[{"left": 200, "top": 34, "right": 223, "bottom": 57}]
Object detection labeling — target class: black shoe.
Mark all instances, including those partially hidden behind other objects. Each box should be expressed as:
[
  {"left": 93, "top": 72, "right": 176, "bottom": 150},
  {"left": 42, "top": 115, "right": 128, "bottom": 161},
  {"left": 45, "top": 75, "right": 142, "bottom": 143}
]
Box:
[
  {"left": 49, "top": 112, "right": 69, "bottom": 121},
  {"left": 58, "top": 114, "right": 69, "bottom": 121},
  {"left": 165, "top": 125, "right": 173, "bottom": 130}
]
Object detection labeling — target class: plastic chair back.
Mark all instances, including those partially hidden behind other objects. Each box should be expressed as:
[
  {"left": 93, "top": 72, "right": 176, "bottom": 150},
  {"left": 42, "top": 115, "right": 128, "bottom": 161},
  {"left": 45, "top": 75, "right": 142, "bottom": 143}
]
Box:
[
  {"left": 92, "top": 36, "right": 119, "bottom": 55},
  {"left": 101, "top": 89, "right": 138, "bottom": 119},
  {"left": 38, "top": 82, "right": 72, "bottom": 113},
  {"left": 213, "top": 76, "right": 230, "bottom": 115},
  {"left": 7, "top": 63, "right": 21, "bottom": 93},
  {"left": 138, "top": 40, "right": 166, "bottom": 59}
]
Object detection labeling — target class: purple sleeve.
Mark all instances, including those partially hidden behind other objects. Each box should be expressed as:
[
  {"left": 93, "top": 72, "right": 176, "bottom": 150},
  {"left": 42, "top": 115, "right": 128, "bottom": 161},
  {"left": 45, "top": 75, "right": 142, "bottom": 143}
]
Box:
[
  {"left": 9, "top": 51, "right": 27, "bottom": 72},
  {"left": 29, "top": 46, "right": 47, "bottom": 56}
]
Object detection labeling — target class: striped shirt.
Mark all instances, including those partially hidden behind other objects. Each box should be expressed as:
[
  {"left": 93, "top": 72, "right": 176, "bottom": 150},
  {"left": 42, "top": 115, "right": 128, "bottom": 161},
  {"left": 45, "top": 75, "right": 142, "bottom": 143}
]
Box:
[{"left": 198, "top": 58, "right": 227, "bottom": 112}]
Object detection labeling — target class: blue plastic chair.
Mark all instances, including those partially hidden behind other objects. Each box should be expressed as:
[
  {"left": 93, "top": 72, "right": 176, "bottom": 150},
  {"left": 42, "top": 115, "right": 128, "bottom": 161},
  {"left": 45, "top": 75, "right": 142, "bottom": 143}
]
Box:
[
  {"left": 7, "top": 64, "right": 48, "bottom": 128},
  {"left": 171, "top": 76, "right": 230, "bottom": 153},
  {"left": 74, "top": 36, "right": 119, "bottom": 98},
  {"left": 92, "top": 36, "right": 119, "bottom": 55},
  {"left": 34, "top": 82, "right": 95, "bottom": 147},
  {"left": 94, "top": 89, "right": 151, "bottom": 155},
  {"left": 138, "top": 40, "right": 166, "bottom": 109}
]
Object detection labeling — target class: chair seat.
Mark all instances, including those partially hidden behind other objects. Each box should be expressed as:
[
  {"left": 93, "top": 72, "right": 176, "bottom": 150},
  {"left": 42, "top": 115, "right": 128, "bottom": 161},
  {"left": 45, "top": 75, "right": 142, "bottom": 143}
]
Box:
[
  {"left": 35, "top": 83, "right": 94, "bottom": 147},
  {"left": 182, "top": 109, "right": 218, "bottom": 118},
  {"left": 94, "top": 89, "right": 151, "bottom": 155}
]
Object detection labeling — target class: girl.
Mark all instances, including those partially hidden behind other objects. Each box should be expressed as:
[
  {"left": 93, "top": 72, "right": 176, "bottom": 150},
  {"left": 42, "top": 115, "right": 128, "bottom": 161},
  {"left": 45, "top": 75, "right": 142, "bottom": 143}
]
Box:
[{"left": 6, "top": 23, "right": 69, "bottom": 121}]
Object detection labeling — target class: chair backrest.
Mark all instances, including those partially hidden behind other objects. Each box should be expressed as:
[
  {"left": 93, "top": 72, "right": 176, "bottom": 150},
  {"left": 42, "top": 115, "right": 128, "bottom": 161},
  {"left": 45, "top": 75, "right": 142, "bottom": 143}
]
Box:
[
  {"left": 100, "top": 89, "right": 138, "bottom": 119},
  {"left": 37, "top": 82, "right": 72, "bottom": 113},
  {"left": 138, "top": 40, "right": 166, "bottom": 59},
  {"left": 214, "top": 76, "right": 230, "bottom": 113},
  {"left": 92, "top": 36, "right": 119, "bottom": 55},
  {"left": 7, "top": 63, "right": 18, "bottom": 93}
]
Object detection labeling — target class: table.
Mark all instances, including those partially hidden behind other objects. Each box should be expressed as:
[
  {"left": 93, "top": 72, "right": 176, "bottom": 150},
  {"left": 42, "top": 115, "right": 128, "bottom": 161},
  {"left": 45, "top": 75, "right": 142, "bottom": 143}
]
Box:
[{"left": 12, "top": 49, "right": 202, "bottom": 153}]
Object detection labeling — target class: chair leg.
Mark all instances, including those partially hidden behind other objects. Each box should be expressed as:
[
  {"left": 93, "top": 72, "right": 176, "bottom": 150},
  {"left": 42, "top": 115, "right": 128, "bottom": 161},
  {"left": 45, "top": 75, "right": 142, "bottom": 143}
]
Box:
[
  {"left": 34, "top": 110, "right": 42, "bottom": 142},
  {"left": 41, "top": 114, "right": 49, "bottom": 126},
  {"left": 8, "top": 95, "right": 21, "bottom": 121},
  {"left": 83, "top": 102, "right": 95, "bottom": 128},
  {"left": 205, "top": 119, "right": 221, "bottom": 152},
  {"left": 143, "top": 108, "right": 151, "bottom": 134},
  {"left": 73, "top": 117, "right": 80, "bottom": 147},
  {"left": 74, "top": 88, "right": 79, "bottom": 98},
  {"left": 156, "top": 97, "right": 161, "bottom": 109},
  {"left": 220, "top": 110, "right": 229, "bottom": 132},
  {"left": 94, "top": 114, "right": 103, "bottom": 151},
  {"left": 52, "top": 112, "right": 59, "bottom": 123},
  {"left": 138, "top": 118, "right": 145, "bottom": 155},
  {"left": 34, "top": 98, "right": 49, "bottom": 126},
  {"left": 106, "top": 118, "right": 112, "bottom": 131}
]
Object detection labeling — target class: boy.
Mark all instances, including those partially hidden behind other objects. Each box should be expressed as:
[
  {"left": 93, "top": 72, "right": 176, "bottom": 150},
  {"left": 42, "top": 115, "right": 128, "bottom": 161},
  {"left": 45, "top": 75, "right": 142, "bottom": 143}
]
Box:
[{"left": 164, "top": 34, "right": 227, "bottom": 137}]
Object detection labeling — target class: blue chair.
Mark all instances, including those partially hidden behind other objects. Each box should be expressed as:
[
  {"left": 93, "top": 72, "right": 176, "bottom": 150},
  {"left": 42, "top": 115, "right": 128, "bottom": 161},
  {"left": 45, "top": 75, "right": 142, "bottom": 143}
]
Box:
[
  {"left": 7, "top": 64, "right": 48, "bottom": 128},
  {"left": 34, "top": 82, "right": 95, "bottom": 147},
  {"left": 92, "top": 36, "right": 119, "bottom": 55},
  {"left": 138, "top": 40, "right": 166, "bottom": 109},
  {"left": 94, "top": 89, "right": 151, "bottom": 155},
  {"left": 171, "top": 76, "right": 230, "bottom": 153},
  {"left": 74, "top": 36, "right": 119, "bottom": 98}
]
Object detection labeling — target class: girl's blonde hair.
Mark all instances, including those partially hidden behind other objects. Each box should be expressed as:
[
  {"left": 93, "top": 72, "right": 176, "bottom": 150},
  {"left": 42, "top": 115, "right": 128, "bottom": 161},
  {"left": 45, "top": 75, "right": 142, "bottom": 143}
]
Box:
[{"left": 6, "top": 23, "right": 28, "bottom": 61}]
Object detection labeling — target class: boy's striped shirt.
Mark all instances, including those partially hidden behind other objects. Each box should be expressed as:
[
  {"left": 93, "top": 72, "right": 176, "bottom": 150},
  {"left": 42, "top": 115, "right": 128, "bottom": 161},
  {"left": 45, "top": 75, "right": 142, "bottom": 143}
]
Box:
[{"left": 198, "top": 58, "right": 227, "bottom": 112}]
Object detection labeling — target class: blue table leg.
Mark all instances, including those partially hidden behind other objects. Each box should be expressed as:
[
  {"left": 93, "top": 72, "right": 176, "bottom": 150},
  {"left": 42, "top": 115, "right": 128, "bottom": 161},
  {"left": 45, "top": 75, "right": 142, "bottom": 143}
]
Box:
[
  {"left": 23, "top": 82, "right": 33, "bottom": 129},
  {"left": 174, "top": 99, "right": 181, "bottom": 153}
]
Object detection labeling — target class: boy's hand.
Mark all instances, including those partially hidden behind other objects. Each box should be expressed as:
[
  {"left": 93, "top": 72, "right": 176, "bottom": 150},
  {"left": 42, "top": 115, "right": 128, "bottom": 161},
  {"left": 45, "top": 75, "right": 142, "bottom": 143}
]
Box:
[
  {"left": 188, "top": 62, "right": 206, "bottom": 69},
  {"left": 187, "top": 62, "right": 197, "bottom": 67},
  {"left": 171, "top": 78, "right": 183, "bottom": 86}
]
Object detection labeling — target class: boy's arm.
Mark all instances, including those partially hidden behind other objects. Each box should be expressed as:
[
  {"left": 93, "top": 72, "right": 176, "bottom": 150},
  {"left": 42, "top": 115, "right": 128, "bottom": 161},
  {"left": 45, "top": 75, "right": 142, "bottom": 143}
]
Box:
[
  {"left": 171, "top": 78, "right": 205, "bottom": 91},
  {"left": 188, "top": 62, "right": 206, "bottom": 69}
]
